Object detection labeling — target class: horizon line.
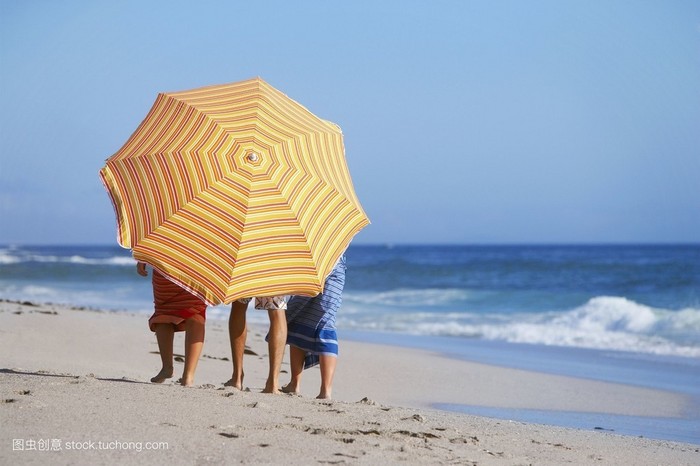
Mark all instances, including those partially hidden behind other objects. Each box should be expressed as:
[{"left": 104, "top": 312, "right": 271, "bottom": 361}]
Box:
[{"left": 2, "top": 241, "right": 699, "bottom": 248}]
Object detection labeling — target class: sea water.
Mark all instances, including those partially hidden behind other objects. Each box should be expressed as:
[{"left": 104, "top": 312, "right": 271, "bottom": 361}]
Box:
[{"left": 1, "top": 244, "right": 699, "bottom": 443}]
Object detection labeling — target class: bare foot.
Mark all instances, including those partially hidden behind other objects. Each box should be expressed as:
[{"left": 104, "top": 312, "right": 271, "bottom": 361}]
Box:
[
  {"left": 317, "top": 391, "right": 332, "bottom": 400},
  {"left": 223, "top": 375, "right": 243, "bottom": 390},
  {"left": 281, "top": 383, "right": 300, "bottom": 394},
  {"left": 150, "top": 367, "right": 173, "bottom": 383},
  {"left": 262, "top": 382, "right": 281, "bottom": 394}
]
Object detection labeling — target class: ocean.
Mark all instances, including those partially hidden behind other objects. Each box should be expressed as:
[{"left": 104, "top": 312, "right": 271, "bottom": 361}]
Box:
[{"left": 2, "top": 244, "right": 699, "bottom": 443}]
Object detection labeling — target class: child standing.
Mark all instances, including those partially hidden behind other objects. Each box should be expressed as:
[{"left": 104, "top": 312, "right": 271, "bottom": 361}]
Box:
[
  {"left": 137, "top": 262, "right": 206, "bottom": 387},
  {"left": 282, "top": 254, "right": 346, "bottom": 399}
]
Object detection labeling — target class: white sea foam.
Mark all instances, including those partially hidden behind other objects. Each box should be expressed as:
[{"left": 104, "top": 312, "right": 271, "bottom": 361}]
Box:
[
  {"left": 15, "top": 285, "right": 57, "bottom": 298},
  {"left": 0, "top": 253, "right": 21, "bottom": 264},
  {"left": 339, "top": 296, "right": 700, "bottom": 358},
  {"left": 344, "top": 288, "right": 472, "bottom": 307},
  {"left": 550, "top": 296, "right": 658, "bottom": 333},
  {"left": 0, "top": 251, "right": 134, "bottom": 266},
  {"left": 65, "top": 255, "right": 135, "bottom": 266}
]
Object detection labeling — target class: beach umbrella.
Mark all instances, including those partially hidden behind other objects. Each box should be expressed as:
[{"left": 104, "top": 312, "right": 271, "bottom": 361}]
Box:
[{"left": 99, "top": 77, "right": 369, "bottom": 305}]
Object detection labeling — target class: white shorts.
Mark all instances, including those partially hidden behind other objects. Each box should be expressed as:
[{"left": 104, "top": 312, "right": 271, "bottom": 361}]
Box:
[{"left": 235, "top": 296, "right": 287, "bottom": 310}]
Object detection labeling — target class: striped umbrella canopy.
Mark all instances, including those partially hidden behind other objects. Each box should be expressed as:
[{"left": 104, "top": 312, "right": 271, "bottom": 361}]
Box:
[{"left": 100, "top": 77, "right": 369, "bottom": 305}]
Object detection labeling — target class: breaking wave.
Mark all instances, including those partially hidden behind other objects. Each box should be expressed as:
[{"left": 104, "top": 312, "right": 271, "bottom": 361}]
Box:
[
  {"left": 0, "top": 248, "right": 133, "bottom": 266},
  {"left": 340, "top": 294, "right": 700, "bottom": 358}
]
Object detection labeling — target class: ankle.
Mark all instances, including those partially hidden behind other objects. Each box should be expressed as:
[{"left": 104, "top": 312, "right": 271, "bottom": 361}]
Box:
[
  {"left": 318, "top": 385, "right": 332, "bottom": 399},
  {"left": 263, "top": 380, "right": 280, "bottom": 394},
  {"left": 180, "top": 377, "right": 194, "bottom": 387}
]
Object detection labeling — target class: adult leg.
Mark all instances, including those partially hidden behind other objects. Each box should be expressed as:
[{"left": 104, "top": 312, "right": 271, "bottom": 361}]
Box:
[
  {"left": 226, "top": 300, "right": 248, "bottom": 389},
  {"left": 281, "top": 345, "right": 305, "bottom": 394},
  {"left": 181, "top": 314, "right": 205, "bottom": 387},
  {"left": 151, "top": 323, "right": 175, "bottom": 383},
  {"left": 263, "top": 308, "right": 287, "bottom": 393},
  {"left": 316, "top": 259, "right": 344, "bottom": 399},
  {"left": 317, "top": 354, "right": 337, "bottom": 399}
]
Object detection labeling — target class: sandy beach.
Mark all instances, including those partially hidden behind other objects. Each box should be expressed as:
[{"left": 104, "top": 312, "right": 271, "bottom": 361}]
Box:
[{"left": 1, "top": 300, "right": 698, "bottom": 465}]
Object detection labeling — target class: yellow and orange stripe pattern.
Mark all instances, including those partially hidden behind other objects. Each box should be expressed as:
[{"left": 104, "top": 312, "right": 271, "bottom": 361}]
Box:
[{"left": 100, "top": 77, "right": 369, "bottom": 305}]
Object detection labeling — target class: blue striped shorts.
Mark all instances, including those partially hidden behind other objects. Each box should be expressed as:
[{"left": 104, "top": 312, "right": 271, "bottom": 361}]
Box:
[{"left": 285, "top": 255, "right": 346, "bottom": 368}]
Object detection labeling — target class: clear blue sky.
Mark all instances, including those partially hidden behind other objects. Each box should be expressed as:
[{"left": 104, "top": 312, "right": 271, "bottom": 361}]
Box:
[{"left": 1, "top": 0, "right": 699, "bottom": 245}]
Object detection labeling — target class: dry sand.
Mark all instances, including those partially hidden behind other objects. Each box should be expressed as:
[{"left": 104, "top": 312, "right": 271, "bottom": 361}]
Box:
[{"left": 1, "top": 300, "right": 698, "bottom": 465}]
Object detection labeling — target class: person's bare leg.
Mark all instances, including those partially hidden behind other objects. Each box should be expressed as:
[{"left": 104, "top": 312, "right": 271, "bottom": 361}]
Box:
[
  {"left": 226, "top": 301, "right": 247, "bottom": 389},
  {"left": 317, "top": 354, "right": 337, "bottom": 399},
  {"left": 263, "top": 308, "right": 287, "bottom": 393},
  {"left": 181, "top": 315, "right": 205, "bottom": 387},
  {"left": 281, "top": 345, "right": 305, "bottom": 394},
  {"left": 151, "top": 324, "right": 174, "bottom": 383}
]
